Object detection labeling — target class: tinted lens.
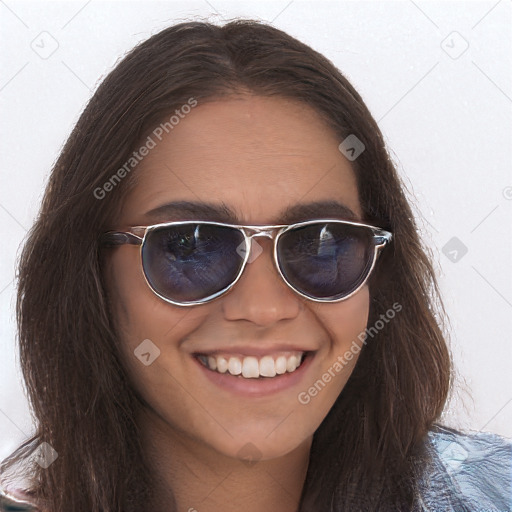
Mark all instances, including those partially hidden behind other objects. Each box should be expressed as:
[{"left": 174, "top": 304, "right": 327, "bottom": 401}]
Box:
[
  {"left": 277, "top": 222, "right": 375, "bottom": 299},
  {"left": 142, "top": 223, "right": 245, "bottom": 303}
]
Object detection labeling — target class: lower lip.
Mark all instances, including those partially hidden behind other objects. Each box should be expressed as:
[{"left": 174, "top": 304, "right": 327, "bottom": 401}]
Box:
[{"left": 192, "top": 352, "right": 315, "bottom": 397}]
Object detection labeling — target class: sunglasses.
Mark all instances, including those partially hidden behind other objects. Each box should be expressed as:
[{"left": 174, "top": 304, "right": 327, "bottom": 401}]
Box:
[{"left": 100, "top": 219, "right": 392, "bottom": 306}]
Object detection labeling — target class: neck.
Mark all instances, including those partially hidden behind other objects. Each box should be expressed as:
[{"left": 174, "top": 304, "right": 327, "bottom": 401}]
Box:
[{"left": 139, "top": 408, "right": 312, "bottom": 512}]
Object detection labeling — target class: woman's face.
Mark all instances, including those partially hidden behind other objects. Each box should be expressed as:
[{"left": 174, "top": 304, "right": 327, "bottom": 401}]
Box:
[{"left": 107, "top": 95, "right": 370, "bottom": 462}]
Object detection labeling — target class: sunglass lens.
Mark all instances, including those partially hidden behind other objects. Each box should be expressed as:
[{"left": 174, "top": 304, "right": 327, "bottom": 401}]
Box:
[
  {"left": 142, "top": 224, "right": 245, "bottom": 303},
  {"left": 277, "top": 223, "right": 374, "bottom": 299}
]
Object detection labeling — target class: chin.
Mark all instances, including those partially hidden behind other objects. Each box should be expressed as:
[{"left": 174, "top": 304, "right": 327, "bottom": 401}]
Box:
[{"left": 206, "top": 427, "right": 312, "bottom": 463}]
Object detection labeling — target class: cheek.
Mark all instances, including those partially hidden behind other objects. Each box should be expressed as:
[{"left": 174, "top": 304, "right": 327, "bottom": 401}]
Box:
[
  {"left": 310, "top": 284, "right": 370, "bottom": 355},
  {"left": 323, "top": 285, "right": 370, "bottom": 355},
  {"left": 104, "top": 247, "right": 186, "bottom": 377},
  {"left": 296, "top": 286, "right": 370, "bottom": 410},
  {"left": 107, "top": 247, "right": 169, "bottom": 335}
]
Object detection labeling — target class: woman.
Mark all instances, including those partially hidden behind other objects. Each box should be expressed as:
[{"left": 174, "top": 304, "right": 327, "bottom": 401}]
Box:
[{"left": 1, "top": 19, "right": 510, "bottom": 512}]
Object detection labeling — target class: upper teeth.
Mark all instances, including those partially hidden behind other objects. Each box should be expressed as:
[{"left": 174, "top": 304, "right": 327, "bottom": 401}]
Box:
[{"left": 197, "top": 352, "right": 305, "bottom": 378}]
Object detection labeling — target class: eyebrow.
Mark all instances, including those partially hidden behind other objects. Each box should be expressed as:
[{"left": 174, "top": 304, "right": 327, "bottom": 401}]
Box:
[{"left": 143, "top": 199, "right": 360, "bottom": 225}]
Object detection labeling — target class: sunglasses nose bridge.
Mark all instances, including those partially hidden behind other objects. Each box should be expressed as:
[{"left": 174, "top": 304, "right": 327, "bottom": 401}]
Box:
[
  {"left": 242, "top": 226, "right": 280, "bottom": 246},
  {"left": 239, "top": 228, "right": 280, "bottom": 267},
  {"left": 246, "top": 227, "right": 283, "bottom": 253},
  {"left": 248, "top": 231, "right": 275, "bottom": 240}
]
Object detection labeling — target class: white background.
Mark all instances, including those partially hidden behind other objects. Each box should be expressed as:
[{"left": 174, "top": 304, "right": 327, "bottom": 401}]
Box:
[{"left": 1, "top": 0, "right": 511, "bottom": 462}]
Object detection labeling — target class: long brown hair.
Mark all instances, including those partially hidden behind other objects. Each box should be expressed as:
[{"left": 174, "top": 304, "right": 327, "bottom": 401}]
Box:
[{"left": 1, "top": 19, "right": 452, "bottom": 511}]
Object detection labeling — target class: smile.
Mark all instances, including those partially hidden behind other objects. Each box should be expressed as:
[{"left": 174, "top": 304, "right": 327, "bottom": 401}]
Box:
[{"left": 196, "top": 351, "right": 306, "bottom": 379}]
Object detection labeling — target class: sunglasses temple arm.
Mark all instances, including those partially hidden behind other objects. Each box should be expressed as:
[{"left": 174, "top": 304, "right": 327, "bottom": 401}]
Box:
[{"left": 99, "top": 231, "right": 143, "bottom": 247}]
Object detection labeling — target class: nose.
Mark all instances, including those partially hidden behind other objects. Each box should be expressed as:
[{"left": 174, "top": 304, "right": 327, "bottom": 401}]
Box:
[{"left": 220, "top": 236, "right": 303, "bottom": 326}]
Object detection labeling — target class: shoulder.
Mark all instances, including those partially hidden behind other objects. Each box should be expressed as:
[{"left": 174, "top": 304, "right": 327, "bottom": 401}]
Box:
[
  {"left": 0, "top": 442, "right": 41, "bottom": 512},
  {"left": 0, "top": 488, "right": 39, "bottom": 511},
  {"left": 418, "top": 423, "right": 512, "bottom": 511}
]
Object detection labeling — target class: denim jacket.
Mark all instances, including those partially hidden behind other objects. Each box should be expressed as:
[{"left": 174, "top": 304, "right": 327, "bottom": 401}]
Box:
[
  {"left": 1, "top": 425, "right": 511, "bottom": 511},
  {"left": 417, "top": 425, "right": 511, "bottom": 511}
]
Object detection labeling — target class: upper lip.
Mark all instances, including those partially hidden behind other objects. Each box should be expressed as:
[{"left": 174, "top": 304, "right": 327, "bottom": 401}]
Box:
[{"left": 191, "top": 344, "right": 317, "bottom": 357}]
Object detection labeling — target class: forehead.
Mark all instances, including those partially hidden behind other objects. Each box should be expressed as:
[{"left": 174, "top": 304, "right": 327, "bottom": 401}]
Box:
[{"left": 121, "top": 95, "right": 362, "bottom": 225}]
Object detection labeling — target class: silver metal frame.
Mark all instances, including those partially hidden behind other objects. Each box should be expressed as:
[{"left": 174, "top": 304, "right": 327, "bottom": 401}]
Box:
[{"left": 101, "top": 218, "right": 393, "bottom": 306}]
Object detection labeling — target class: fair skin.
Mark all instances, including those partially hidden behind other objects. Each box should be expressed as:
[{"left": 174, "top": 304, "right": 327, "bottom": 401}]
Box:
[{"left": 106, "top": 94, "right": 370, "bottom": 512}]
